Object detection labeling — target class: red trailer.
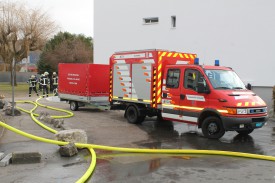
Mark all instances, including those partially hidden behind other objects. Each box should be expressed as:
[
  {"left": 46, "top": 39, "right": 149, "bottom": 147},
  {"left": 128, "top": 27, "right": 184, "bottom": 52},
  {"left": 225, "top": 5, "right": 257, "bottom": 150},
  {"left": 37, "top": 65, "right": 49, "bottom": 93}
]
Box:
[{"left": 58, "top": 63, "right": 110, "bottom": 110}]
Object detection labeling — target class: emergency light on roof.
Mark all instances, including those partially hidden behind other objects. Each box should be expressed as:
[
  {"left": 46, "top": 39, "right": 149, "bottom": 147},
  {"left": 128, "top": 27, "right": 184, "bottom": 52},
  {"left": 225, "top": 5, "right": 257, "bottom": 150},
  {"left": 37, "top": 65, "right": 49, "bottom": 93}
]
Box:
[
  {"left": 194, "top": 58, "right": 199, "bottom": 65},
  {"left": 215, "top": 60, "right": 220, "bottom": 66}
]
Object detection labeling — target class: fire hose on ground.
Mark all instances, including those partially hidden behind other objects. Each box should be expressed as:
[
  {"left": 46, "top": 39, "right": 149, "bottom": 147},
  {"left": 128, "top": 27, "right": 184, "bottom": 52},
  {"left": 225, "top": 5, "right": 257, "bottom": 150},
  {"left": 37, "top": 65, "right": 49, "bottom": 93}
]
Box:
[{"left": 1, "top": 97, "right": 275, "bottom": 183}]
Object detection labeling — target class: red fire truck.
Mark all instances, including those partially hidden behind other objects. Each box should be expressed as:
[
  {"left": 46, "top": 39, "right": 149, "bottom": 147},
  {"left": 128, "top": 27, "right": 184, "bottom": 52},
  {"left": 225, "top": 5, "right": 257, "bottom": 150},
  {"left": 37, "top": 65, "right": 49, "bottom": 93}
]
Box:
[{"left": 58, "top": 49, "right": 268, "bottom": 139}]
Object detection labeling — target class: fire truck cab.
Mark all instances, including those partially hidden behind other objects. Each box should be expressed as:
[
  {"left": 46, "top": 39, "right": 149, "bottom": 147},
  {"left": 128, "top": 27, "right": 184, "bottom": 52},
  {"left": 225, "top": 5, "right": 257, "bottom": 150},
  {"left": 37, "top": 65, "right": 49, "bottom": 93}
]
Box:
[{"left": 110, "top": 50, "right": 268, "bottom": 139}]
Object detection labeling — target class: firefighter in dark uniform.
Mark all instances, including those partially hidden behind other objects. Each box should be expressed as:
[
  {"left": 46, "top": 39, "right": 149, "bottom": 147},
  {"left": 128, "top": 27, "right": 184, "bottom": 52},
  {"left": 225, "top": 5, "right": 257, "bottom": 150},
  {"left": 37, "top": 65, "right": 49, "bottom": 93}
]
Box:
[
  {"left": 41, "top": 72, "right": 50, "bottom": 98},
  {"left": 27, "top": 75, "right": 39, "bottom": 97},
  {"left": 52, "top": 72, "right": 58, "bottom": 95}
]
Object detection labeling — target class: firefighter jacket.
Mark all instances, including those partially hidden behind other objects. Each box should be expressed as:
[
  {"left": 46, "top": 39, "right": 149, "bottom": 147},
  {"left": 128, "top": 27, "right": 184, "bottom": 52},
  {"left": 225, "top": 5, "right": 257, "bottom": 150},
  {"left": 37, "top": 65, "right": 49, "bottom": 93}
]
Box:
[
  {"left": 40, "top": 76, "right": 50, "bottom": 86},
  {"left": 52, "top": 76, "right": 58, "bottom": 86},
  {"left": 27, "top": 78, "right": 37, "bottom": 87}
]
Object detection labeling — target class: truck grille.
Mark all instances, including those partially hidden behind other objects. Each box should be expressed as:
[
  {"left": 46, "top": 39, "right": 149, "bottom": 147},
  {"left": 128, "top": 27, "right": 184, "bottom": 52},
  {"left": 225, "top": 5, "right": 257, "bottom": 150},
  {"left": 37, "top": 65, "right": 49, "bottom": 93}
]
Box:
[{"left": 248, "top": 107, "right": 267, "bottom": 114}]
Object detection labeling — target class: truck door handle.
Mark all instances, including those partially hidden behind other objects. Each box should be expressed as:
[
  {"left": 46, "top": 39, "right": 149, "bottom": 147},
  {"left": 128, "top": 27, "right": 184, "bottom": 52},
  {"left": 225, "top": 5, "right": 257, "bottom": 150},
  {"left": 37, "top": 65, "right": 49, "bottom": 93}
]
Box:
[{"left": 180, "top": 94, "right": 185, "bottom": 100}]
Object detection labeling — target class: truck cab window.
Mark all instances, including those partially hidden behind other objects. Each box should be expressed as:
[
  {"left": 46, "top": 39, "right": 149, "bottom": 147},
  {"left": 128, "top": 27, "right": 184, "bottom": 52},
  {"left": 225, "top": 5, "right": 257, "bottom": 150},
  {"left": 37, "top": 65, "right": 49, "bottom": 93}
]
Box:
[
  {"left": 184, "top": 69, "right": 205, "bottom": 92},
  {"left": 166, "top": 69, "right": 180, "bottom": 88}
]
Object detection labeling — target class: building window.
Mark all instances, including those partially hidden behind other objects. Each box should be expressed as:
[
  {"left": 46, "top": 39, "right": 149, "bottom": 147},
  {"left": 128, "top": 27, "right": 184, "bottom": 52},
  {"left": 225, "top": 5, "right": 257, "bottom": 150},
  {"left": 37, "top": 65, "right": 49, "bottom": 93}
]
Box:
[
  {"left": 171, "top": 16, "right": 176, "bottom": 28},
  {"left": 143, "top": 17, "right": 159, "bottom": 24}
]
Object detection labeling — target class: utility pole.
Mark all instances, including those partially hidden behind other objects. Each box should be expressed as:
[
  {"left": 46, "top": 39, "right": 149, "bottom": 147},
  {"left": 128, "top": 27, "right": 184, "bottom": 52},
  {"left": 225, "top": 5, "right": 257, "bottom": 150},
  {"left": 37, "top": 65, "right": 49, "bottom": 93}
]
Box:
[{"left": 11, "top": 57, "right": 15, "bottom": 116}]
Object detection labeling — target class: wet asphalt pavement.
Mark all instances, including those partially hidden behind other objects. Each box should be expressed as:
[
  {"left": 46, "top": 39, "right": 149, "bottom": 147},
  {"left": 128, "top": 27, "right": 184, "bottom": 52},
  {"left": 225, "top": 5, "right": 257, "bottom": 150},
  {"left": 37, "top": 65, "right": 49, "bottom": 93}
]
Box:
[{"left": 0, "top": 97, "right": 275, "bottom": 183}]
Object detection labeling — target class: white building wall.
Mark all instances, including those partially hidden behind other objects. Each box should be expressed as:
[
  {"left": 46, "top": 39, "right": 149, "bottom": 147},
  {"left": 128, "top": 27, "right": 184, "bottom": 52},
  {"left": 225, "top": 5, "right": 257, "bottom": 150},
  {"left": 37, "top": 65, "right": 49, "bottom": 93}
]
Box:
[{"left": 94, "top": 0, "right": 275, "bottom": 86}]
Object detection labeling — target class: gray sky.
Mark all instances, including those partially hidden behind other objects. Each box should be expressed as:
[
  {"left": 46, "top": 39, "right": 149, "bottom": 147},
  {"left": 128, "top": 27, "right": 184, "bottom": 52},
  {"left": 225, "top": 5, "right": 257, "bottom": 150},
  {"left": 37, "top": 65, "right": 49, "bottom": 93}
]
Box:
[{"left": 17, "top": 0, "right": 94, "bottom": 37}]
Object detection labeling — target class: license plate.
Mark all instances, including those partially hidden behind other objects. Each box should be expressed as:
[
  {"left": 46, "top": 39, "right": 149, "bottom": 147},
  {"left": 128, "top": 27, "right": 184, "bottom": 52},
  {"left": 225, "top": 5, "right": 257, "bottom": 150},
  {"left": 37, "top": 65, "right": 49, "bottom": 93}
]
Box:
[{"left": 256, "top": 122, "right": 263, "bottom": 127}]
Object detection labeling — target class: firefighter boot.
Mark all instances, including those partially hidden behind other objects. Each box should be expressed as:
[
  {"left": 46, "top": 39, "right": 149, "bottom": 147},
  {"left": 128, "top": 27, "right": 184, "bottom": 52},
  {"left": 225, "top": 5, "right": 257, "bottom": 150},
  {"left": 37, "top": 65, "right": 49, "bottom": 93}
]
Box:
[{"left": 29, "top": 94, "right": 31, "bottom": 97}]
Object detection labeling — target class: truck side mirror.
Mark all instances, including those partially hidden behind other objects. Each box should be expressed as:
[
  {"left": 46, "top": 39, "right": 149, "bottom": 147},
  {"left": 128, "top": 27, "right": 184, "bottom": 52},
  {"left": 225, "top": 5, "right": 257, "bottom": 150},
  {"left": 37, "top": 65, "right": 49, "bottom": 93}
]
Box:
[
  {"left": 246, "top": 83, "right": 252, "bottom": 90},
  {"left": 197, "top": 82, "right": 210, "bottom": 94}
]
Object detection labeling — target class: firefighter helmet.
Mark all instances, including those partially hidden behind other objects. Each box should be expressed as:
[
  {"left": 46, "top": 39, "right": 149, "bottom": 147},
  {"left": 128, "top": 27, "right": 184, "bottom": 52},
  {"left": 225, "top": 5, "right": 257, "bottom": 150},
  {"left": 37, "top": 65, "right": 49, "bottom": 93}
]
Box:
[
  {"left": 31, "top": 75, "right": 35, "bottom": 79},
  {"left": 44, "top": 72, "right": 49, "bottom": 76}
]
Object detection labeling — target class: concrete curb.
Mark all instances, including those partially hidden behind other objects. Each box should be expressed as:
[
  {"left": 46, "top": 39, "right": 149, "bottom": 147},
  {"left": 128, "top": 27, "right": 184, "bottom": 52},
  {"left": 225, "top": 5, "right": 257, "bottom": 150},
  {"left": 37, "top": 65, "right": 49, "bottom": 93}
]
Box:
[
  {"left": 0, "top": 153, "right": 12, "bottom": 167},
  {"left": 11, "top": 152, "right": 41, "bottom": 164}
]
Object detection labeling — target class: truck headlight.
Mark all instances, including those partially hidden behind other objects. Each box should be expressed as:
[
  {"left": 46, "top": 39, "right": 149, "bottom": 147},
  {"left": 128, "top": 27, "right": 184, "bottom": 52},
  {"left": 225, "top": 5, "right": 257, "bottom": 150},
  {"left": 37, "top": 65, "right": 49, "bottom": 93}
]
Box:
[{"left": 226, "top": 108, "right": 247, "bottom": 115}]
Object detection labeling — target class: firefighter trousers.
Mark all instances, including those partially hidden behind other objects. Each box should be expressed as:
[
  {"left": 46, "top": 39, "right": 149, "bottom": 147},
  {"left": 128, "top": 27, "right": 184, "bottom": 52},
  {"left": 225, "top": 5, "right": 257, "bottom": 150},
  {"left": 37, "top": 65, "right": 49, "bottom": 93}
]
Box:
[
  {"left": 29, "top": 87, "right": 39, "bottom": 97},
  {"left": 42, "top": 85, "right": 49, "bottom": 97}
]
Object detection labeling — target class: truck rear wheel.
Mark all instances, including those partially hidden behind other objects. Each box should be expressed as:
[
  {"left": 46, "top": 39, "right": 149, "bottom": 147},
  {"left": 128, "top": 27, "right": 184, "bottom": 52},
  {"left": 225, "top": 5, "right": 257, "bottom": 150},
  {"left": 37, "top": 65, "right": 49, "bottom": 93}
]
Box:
[
  {"left": 125, "top": 105, "right": 145, "bottom": 124},
  {"left": 70, "top": 101, "right": 79, "bottom": 111},
  {"left": 202, "top": 116, "right": 225, "bottom": 139}
]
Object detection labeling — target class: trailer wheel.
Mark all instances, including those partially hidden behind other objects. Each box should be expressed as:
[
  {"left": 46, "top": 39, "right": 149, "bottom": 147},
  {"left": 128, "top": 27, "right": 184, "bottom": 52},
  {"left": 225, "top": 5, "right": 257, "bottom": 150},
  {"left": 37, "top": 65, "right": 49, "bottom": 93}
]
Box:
[
  {"left": 236, "top": 129, "right": 254, "bottom": 135},
  {"left": 202, "top": 116, "right": 225, "bottom": 139},
  {"left": 70, "top": 101, "right": 79, "bottom": 111},
  {"left": 125, "top": 105, "right": 145, "bottom": 124}
]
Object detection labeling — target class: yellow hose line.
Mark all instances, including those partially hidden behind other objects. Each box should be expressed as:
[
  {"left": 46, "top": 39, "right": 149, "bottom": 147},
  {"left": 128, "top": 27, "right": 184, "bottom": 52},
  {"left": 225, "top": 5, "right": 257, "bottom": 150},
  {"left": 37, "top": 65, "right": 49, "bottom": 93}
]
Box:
[
  {"left": 0, "top": 121, "right": 95, "bottom": 183},
  {"left": 76, "top": 147, "right": 96, "bottom": 183},
  {"left": 15, "top": 99, "right": 92, "bottom": 182},
  {"left": 16, "top": 101, "right": 58, "bottom": 134},
  {"left": 10, "top": 97, "right": 275, "bottom": 183},
  {"left": 1, "top": 121, "right": 275, "bottom": 162},
  {"left": 35, "top": 97, "right": 74, "bottom": 118}
]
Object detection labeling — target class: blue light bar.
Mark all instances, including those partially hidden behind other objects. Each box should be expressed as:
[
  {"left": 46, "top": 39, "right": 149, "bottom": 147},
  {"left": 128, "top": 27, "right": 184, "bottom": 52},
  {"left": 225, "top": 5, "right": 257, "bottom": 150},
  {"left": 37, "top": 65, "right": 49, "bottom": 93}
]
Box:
[
  {"left": 194, "top": 58, "right": 199, "bottom": 65},
  {"left": 215, "top": 60, "right": 220, "bottom": 66}
]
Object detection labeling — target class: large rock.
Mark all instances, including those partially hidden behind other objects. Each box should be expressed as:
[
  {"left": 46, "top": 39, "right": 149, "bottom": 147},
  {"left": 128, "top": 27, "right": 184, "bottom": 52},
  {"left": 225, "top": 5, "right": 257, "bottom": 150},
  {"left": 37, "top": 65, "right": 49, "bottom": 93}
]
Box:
[
  {"left": 52, "top": 119, "right": 64, "bottom": 128},
  {"left": 3, "top": 102, "right": 21, "bottom": 116},
  {"left": 38, "top": 112, "right": 51, "bottom": 123},
  {"left": 0, "top": 99, "right": 7, "bottom": 109},
  {"left": 38, "top": 112, "right": 64, "bottom": 128},
  {"left": 54, "top": 129, "right": 88, "bottom": 145},
  {"left": 59, "top": 143, "right": 78, "bottom": 157}
]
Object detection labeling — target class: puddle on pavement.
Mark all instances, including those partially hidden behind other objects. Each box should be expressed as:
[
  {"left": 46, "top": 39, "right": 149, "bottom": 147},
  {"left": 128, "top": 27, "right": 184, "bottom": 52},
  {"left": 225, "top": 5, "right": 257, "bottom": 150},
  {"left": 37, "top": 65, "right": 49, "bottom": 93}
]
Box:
[{"left": 136, "top": 119, "right": 268, "bottom": 155}]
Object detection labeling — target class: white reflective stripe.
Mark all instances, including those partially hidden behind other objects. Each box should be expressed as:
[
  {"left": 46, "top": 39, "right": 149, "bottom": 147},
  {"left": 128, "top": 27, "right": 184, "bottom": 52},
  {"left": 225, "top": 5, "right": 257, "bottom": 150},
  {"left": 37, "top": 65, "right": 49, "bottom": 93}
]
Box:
[
  {"left": 232, "top": 92, "right": 254, "bottom": 95},
  {"left": 234, "top": 96, "right": 249, "bottom": 100},
  {"left": 176, "top": 61, "right": 190, "bottom": 65},
  {"left": 186, "top": 95, "right": 205, "bottom": 102},
  {"left": 162, "top": 105, "right": 174, "bottom": 109},
  {"left": 162, "top": 113, "right": 198, "bottom": 123},
  {"left": 114, "top": 53, "right": 146, "bottom": 59},
  {"left": 182, "top": 116, "right": 198, "bottom": 123}
]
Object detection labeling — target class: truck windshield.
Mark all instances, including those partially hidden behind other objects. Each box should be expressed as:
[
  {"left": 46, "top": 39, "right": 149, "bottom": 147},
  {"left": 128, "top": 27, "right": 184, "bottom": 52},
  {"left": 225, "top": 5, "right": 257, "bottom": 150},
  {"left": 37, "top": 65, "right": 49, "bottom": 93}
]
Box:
[{"left": 205, "top": 69, "right": 246, "bottom": 90}]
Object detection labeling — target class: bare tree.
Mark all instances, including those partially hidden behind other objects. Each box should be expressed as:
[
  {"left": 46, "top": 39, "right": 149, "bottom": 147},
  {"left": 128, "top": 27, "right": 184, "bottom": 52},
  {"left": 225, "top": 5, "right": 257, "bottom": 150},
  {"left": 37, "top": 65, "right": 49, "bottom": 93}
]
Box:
[{"left": 0, "top": 1, "right": 58, "bottom": 85}]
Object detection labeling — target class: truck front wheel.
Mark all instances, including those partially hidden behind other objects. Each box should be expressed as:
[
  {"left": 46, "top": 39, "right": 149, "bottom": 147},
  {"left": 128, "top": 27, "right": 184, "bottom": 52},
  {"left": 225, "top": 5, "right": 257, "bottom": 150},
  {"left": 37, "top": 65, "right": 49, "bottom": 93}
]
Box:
[
  {"left": 202, "top": 116, "right": 225, "bottom": 139},
  {"left": 70, "top": 101, "right": 79, "bottom": 111},
  {"left": 125, "top": 105, "right": 145, "bottom": 124}
]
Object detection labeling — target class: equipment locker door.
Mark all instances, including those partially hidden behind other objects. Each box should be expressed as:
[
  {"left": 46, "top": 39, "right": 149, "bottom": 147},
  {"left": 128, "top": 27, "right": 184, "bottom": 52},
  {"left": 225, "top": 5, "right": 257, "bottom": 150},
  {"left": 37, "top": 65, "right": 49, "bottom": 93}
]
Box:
[{"left": 161, "top": 67, "right": 182, "bottom": 121}]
